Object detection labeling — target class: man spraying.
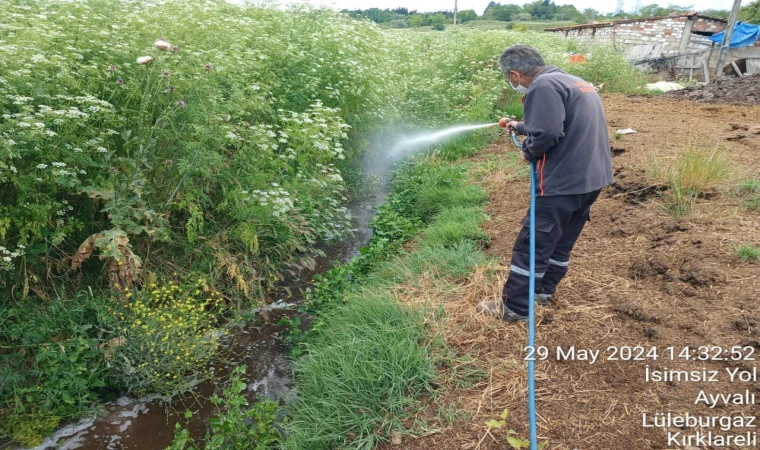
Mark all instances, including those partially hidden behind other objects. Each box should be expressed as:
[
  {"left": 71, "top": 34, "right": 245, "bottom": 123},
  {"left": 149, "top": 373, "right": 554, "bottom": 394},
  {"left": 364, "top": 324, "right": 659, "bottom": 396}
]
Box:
[{"left": 477, "top": 45, "right": 614, "bottom": 322}]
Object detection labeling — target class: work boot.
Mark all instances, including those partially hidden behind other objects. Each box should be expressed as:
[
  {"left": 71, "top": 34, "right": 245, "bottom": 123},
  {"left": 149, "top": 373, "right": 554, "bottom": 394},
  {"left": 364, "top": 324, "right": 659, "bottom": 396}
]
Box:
[
  {"left": 535, "top": 293, "right": 553, "bottom": 307},
  {"left": 476, "top": 300, "right": 528, "bottom": 322}
]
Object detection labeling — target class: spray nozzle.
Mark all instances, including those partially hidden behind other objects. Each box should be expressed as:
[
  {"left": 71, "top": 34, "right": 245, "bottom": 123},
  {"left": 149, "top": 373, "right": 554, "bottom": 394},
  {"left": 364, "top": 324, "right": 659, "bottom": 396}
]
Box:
[{"left": 498, "top": 118, "right": 508, "bottom": 128}]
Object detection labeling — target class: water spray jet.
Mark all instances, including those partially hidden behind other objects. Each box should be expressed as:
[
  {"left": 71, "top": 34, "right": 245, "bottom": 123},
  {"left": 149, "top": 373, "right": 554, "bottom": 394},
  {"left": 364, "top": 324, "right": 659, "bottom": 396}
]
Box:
[{"left": 388, "top": 122, "right": 502, "bottom": 158}]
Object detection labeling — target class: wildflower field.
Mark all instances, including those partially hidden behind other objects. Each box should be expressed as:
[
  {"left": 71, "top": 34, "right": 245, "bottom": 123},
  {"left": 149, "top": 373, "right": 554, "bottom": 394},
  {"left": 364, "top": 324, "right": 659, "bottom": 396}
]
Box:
[{"left": 0, "top": 0, "right": 645, "bottom": 445}]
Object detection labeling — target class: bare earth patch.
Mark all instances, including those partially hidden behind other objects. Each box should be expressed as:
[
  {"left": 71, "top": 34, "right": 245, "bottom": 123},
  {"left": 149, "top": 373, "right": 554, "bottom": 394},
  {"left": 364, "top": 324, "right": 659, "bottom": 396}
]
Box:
[{"left": 381, "top": 94, "right": 760, "bottom": 450}]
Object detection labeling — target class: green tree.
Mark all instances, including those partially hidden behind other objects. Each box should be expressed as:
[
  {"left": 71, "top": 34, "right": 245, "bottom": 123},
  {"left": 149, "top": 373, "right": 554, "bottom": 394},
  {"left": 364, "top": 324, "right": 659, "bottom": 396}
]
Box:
[
  {"left": 430, "top": 13, "right": 448, "bottom": 25},
  {"left": 484, "top": 4, "right": 523, "bottom": 21},
  {"left": 639, "top": 3, "right": 691, "bottom": 17},
  {"left": 525, "top": 0, "right": 558, "bottom": 20},
  {"left": 408, "top": 13, "right": 424, "bottom": 26},
  {"left": 700, "top": 9, "right": 729, "bottom": 19},
  {"left": 741, "top": 0, "right": 760, "bottom": 23},
  {"left": 582, "top": 8, "right": 600, "bottom": 22},
  {"left": 639, "top": 3, "right": 665, "bottom": 16},
  {"left": 666, "top": 3, "right": 693, "bottom": 13},
  {"left": 556, "top": 4, "right": 582, "bottom": 21},
  {"left": 457, "top": 9, "right": 478, "bottom": 22},
  {"left": 365, "top": 7, "right": 395, "bottom": 23}
]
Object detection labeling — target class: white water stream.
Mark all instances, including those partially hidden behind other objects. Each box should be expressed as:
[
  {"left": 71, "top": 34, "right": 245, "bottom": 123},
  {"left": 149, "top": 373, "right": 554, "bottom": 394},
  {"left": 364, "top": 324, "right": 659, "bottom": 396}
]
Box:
[{"left": 389, "top": 122, "right": 498, "bottom": 157}]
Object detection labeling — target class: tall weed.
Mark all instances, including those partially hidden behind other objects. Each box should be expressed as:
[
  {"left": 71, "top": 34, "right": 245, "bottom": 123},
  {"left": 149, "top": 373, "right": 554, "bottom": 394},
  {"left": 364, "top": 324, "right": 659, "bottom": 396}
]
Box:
[{"left": 646, "top": 143, "right": 731, "bottom": 217}]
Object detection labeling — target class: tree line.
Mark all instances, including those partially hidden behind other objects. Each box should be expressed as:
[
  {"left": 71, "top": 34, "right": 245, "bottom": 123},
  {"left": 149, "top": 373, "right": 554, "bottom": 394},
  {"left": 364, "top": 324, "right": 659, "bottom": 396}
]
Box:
[{"left": 342, "top": 0, "right": 760, "bottom": 29}]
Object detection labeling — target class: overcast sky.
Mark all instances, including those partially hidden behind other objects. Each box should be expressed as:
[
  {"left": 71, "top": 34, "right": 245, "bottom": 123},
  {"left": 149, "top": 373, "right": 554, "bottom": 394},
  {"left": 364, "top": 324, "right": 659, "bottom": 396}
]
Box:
[{"left": 286, "top": 0, "right": 752, "bottom": 15}]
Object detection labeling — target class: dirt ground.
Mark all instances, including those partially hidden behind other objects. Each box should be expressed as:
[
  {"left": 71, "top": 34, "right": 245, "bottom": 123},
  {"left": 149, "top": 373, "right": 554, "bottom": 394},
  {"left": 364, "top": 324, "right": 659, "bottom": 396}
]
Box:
[
  {"left": 666, "top": 74, "right": 760, "bottom": 105},
  {"left": 386, "top": 94, "right": 760, "bottom": 450}
]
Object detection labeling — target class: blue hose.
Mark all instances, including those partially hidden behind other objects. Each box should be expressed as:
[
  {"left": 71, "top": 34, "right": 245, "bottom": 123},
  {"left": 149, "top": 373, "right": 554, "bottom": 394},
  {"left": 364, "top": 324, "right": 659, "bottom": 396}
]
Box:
[{"left": 510, "top": 132, "right": 538, "bottom": 450}]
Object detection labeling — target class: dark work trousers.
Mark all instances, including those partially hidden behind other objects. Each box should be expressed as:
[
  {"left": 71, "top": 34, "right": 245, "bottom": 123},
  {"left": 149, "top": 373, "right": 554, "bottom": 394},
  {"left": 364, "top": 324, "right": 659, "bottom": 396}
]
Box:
[{"left": 501, "top": 189, "right": 601, "bottom": 316}]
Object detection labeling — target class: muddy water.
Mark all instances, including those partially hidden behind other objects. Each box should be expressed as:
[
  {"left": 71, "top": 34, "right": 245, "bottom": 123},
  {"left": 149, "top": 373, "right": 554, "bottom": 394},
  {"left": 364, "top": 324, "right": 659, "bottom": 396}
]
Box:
[{"left": 28, "top": 188, "right": 387, "bottom": 450}]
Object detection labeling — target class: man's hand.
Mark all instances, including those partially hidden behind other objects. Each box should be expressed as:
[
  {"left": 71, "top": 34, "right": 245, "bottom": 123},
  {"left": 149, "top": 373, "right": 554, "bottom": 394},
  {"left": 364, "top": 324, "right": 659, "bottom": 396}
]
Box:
[{"left": 506, "top": 120, "right": 520, "bottom": 135}]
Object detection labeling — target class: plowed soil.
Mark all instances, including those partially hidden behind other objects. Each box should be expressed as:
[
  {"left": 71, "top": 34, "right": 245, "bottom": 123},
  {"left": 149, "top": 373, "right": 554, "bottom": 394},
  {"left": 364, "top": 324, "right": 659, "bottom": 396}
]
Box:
[
  {"left": 384, "top": 95, "right": 760, "bottom": 450},
  {"left": 666, "top": 74, "right": 760, "bottom": 105}
]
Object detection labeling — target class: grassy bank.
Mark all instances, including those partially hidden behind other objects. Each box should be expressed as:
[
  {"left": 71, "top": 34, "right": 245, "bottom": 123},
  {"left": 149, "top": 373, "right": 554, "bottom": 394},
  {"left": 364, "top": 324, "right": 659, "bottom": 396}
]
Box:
[{"left": 283, "top": 132, "right": 517, "bottom": 449}]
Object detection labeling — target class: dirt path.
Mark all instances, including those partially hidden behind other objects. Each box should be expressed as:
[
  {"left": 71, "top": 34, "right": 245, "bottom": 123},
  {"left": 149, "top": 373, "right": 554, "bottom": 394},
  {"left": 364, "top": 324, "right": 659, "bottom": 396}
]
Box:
[{"left": 388, "top": 94, "right": 760, "bottom": 450}]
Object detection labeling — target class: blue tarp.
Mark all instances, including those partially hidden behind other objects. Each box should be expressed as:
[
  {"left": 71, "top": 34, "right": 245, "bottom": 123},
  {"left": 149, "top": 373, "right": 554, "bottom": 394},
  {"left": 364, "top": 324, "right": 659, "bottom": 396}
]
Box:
[{"left": 708, "top": 22, "right": 760, "bottom": 48}]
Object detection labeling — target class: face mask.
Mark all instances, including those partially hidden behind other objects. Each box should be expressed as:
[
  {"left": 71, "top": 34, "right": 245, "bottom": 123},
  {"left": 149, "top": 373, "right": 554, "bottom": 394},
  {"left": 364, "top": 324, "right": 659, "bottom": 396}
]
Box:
[{"left": 509, "top": 72, "right": 530, "bottom": 94}]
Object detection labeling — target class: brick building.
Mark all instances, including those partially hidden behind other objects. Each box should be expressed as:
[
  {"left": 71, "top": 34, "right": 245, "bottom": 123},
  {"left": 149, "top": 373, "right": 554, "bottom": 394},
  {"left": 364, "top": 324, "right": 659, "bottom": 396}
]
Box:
[{"left": 545, "top": 12, "right": 760, "bottom": 80}]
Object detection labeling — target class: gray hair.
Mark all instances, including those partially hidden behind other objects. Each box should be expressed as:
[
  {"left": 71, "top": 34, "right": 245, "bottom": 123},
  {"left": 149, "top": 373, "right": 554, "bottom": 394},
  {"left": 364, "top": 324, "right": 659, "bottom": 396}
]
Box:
[{"left": 498, "top": 45, "right": 545, "bottom": 76}]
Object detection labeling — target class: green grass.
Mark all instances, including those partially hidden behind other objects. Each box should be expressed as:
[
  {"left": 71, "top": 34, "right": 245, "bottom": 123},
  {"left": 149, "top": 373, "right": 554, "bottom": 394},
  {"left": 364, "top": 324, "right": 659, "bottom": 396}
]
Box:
[
  {"left": 469, "top": 151, "right": 527, "bottom": 180},
  {"left": 738, "top": 178, "right": 760, "bottom": 210},
  {"left": 647, "top": 143, "right": 731, "bottom": 218},
  {"left": 285, "top": 292, "right": 438, "bottom": 450},
  {"left": 420, "top": 207, "right": 489, "bottom": 248},
  {"left": 367, "top": 241, "right": 491, "bottom": 288},
  {"left": 415, "top": 181, "right": 488, "bottom": 221},
  {"left": 736, "top": 244, "right": 760, "bottom": 261}
]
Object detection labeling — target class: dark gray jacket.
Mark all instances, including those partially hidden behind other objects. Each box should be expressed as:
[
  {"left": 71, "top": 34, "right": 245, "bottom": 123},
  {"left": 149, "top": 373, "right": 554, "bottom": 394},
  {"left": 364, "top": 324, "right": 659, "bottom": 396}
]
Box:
[{"left": 514, "top": 66, "right": 614, "bottom": 196}]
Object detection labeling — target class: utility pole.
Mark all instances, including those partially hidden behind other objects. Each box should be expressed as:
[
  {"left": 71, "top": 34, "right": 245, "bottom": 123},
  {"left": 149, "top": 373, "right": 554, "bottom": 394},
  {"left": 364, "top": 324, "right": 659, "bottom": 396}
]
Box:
[
  {"left": 714, "top": 0, "right": 743, "bottom": 79},
  {"left": 454, "top": 0, "right": 458, "bottom": 25}
]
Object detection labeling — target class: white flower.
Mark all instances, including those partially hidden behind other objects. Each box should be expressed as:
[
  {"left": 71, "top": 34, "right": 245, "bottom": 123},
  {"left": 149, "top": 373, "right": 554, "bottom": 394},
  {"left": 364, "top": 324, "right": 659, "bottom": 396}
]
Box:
[
  {"left": 52, "top": 162, "right": 66, "bottom": 167},
  {"left": 154, "top": 38, "right": 172, "bottom": 51},
  {"left": 10, "top": 166, "right": 17, "bottom": 173},
  {"left": 97, "top": 147, "right": 107, "bottom": 153},
  {"left": 2, "top": 257, "right": 10, "bottom": 262},
  {"left": 136, "top": 56, "right": 154, "bottom": 65},
  {"left": 36, "top": 164, "right": 48, "bottom": 169}
]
